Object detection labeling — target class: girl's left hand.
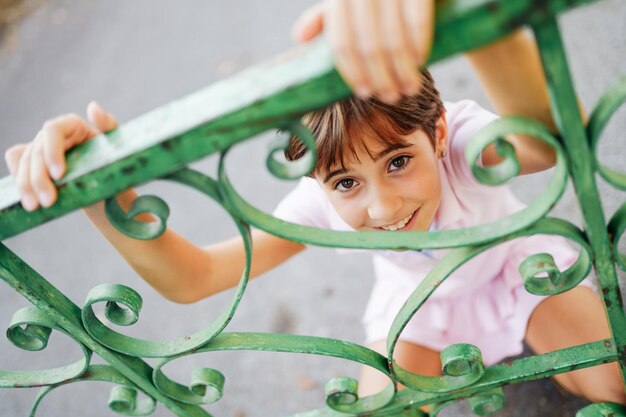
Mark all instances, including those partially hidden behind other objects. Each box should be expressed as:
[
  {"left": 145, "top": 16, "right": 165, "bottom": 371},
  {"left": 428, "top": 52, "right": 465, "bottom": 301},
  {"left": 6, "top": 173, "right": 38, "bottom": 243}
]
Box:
[
  {"left": 292, "top": 0, "right": 434, "bottom": 103},
  {"left": 5, "top": 102, "right": 118, "bottom": 211}
]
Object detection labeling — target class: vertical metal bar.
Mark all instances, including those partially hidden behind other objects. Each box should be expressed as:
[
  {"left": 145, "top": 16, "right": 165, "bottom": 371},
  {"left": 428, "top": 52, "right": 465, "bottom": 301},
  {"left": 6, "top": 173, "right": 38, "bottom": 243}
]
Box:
[{"left": 532, "top": 16, "right": 626, "bottom": 387}]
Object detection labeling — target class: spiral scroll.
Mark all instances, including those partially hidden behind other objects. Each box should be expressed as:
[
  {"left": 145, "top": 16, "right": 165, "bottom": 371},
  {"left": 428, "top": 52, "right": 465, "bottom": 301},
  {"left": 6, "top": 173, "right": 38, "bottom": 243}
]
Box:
[
  {"left": 218, "top": 116, "right": 569, "bottom": 252},
  {"left": 29, "top": 365, "right": 156, "bottom": 417},
  {"left": 79, "top": 168, "right": 254, "bottom": 359},
  {"left": 588, "top": 76, "right": 626, "bottom": 190},
  {"left": 387, "top": 217, "right": 592, "bottom": 392},
  {"left": 0, "top": 2, "right": 623, "bottom": 414},
  {"left": 105, "top": 195, "right": 170, "bottom": 240},
  {"left": 430, "top": 387, "right": 505, "bottom": 417},
  {"left": 576, "top": 402, "right": 626, "bottom": 417},
  {"left": 608, "top": 202, "right": 626, "bottom": 272},
  {"left": 151, "top": 332, "right": 396, "bottom": 414},
  {"left": 0, "top": 306, "right": 91, "bottom": 388},
  {"left": 267, "top": 121, "right": 318, "bottom": 180}
]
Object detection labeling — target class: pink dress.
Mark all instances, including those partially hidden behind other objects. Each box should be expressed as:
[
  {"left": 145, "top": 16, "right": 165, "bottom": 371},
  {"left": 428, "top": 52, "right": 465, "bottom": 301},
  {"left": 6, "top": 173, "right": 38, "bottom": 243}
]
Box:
[{"left": 273, "top": 100, "right": 594, "bottom": 365}]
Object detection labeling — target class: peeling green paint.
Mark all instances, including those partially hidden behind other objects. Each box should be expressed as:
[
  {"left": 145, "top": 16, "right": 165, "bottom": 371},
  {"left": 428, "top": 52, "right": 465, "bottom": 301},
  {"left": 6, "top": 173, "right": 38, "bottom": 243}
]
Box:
[{"left": 0, "top": 0, "right": 624, "bottom": 416}]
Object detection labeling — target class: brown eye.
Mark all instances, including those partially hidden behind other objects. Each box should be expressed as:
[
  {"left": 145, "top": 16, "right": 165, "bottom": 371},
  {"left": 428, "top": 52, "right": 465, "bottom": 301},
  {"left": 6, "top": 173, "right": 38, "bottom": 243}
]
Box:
[
  {"left": 389, "top": 156, "right": 410, "bottom": 172},
  {"left": 336, "top": 178, "right": 358, "bottom": 192}
]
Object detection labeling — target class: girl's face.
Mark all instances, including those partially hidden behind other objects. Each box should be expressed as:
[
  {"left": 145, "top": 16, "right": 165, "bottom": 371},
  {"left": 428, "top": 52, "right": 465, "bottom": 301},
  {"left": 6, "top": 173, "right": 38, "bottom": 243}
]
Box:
[{"left": 316, "top": 116, "right": 447, "bottom": 232}]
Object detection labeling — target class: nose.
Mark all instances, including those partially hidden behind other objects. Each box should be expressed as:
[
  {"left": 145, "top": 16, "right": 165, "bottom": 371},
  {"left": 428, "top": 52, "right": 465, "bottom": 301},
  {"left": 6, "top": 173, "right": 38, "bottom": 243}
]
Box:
[{"left": 366, "top": 184, "right": 403, "bottom": 224}]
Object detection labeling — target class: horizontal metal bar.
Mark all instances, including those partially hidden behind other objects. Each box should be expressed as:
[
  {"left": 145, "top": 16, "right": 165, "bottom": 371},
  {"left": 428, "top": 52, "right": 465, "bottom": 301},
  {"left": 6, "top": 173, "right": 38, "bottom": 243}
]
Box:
[{"left": 0, "top": 0, "right": 596, "bottom": 239}]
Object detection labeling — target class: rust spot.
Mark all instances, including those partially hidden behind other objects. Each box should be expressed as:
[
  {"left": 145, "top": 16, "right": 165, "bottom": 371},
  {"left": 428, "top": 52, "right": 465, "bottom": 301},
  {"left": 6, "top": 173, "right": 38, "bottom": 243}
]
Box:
[
  {"left": 162, "top": 141, "right": 173, "bottom": 151},
  {"left": 507, "top": 15, "right": 528, "bottom": 31},
  {"left": 138, "top": 157, "right": 149, "bottom": 167},
  {"left": 606, "top": 298, "right": 613, "bottom": 308},
  {"left": 122, "top": 166, "right": 136, "bottom": 175},
  {"left": 75, "top": 181, "right": 86, "bottom": 190},
  {"left": 530, "top": 0, "right": 549, "bottom": 15},
  {"left": 603, "top": 288, "right": 610, "bottom": 295},
  {"left": 486, "top": 1, "right": 500, "bottom": 14}
]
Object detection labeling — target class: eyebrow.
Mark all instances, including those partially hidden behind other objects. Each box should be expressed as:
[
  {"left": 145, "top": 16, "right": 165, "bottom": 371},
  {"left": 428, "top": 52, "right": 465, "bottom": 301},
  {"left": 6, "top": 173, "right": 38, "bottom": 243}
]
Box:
[
  {"left": 322, "top": 143, "right": 413, "bottom": 184},
  {"left": 323, "top": 168, "right": 348, "bottom": 184},
  {"left": 371, "top": 143, "right": 412, "bottom": 162}
]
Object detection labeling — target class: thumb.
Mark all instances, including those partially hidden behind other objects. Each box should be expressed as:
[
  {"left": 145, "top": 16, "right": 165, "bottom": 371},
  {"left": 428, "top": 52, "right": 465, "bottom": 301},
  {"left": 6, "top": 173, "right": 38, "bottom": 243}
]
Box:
[
  {"left": 87, "top": 101, "right": 118, "bottom": 133},
  {"left": 5, "top": 143, "right": 27, "bottom": 177},
  {"left": 291, "top": 2, "right": 325, "bottom": 43}
]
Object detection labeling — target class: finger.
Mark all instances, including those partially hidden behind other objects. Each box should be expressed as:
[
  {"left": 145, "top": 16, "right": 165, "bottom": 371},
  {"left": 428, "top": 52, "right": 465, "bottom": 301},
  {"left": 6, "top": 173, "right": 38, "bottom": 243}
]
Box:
[
  {"left": 353, "top": 0, "right": 400, "bottom": 102},
  {"left": 326, "top": 0, "right": 369, "bottom": 95},
  {"left": 381, "top": 0, "right": 422, "bottom": 96},
  {"left": 402, "top": 0, "right": 435, "bottom": 65},
  {"left": 40, "top": 125, "right": 66, "bottom": 181},
  {"left": 5, "top": 144, "right": 27, "bottom": 177},
  {"left": 291, "top": 2, "right": 325, "bottom": 42},
  {"left": 15, "top": 144, "right": 38, "bottom": 211},
  {"left": 30, "top": 140, "right": 57, "bottom": 208},
  {"left": 41, "top": 114, "right": 97, "bottom": 180},
  {"left": 87, "top": 101, "right": 118, "bottom": 133}
]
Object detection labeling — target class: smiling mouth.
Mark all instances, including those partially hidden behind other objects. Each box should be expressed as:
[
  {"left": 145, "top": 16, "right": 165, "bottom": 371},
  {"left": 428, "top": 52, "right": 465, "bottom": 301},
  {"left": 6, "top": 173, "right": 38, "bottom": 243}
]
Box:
[{"left": 379, "top": 209, "right": 418, "bottom": 231}]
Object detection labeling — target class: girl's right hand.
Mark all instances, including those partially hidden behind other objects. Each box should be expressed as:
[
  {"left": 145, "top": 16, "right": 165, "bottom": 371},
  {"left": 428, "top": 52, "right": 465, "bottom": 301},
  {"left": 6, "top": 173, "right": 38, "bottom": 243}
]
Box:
[
  {"left": 4, "top": 102, "right": 118, "bottom": 211},
  {"left": 292, "top": 0, "right": 435, "bottom": 103}
]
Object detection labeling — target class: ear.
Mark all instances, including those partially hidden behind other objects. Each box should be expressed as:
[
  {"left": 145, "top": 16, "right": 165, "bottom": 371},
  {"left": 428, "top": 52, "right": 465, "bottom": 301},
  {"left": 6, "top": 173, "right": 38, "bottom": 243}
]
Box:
[{"left": 434, "top": 113, "right": 448, "bottom": 159}]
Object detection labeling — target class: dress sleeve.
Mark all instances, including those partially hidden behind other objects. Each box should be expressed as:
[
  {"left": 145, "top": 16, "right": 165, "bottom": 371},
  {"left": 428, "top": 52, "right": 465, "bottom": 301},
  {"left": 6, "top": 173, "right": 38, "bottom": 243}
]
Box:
[
  {"left": 444, "top": 100, "right": 500, "bottom": 186},
  {"left": 272, "top": 177, "right": 331, "bottom": 229}
]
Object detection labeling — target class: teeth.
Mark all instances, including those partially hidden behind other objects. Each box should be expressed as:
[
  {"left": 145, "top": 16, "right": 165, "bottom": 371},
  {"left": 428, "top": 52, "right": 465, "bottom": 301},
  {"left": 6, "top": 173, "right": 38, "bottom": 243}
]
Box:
[{"left": 381, "top": 212, "right": 414, "bottom": 231}]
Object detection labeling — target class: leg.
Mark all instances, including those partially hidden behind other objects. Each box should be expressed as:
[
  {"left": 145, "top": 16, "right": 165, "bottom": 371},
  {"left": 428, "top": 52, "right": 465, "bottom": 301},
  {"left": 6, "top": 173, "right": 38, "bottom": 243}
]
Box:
[
  {"left": 359, "top": 339, "right": 441, "bottom": 397},
  {"left": 525, "top": 286, "right": 626, "bottom": 403}
]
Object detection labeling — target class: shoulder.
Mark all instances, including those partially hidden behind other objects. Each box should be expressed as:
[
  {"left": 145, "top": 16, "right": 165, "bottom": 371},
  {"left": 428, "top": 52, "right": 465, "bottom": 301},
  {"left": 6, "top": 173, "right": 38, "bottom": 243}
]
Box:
[
  {"left": 273, "top": 177, "right": 329, "bottom": 228},
  {"left": 444, "top": 100, "right": 499, "bottom": 144},
  {"left": 272, "top": 177, "right": 353, "bottom": 231},
  {"left": 443, "top": 100, "right": 499, "bottom": 186},
  {"left": 437, "top": 101, "right": 525, "bottom": 228}
]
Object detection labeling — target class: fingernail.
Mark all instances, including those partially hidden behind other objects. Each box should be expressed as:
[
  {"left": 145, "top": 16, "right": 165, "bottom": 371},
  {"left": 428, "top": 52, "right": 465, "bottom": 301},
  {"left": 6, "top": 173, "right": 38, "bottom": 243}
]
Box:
[
  {"left": 21, "top": 194, "right": 37, "bottom": 211},
  {"left": 355, "top": 86, "right": 372, "bottom": 98},
  {"left": 51, "top": 164, "right": 63, "bottom": 179},
  {"left": 403, "top": 85, "right": 420, "bottom": 97},
  {"left": 39, "top": 190, "right": 54, "bottom": 208},
  {"left": 382, "top": 92, "right": 400, "bottom": 104}
]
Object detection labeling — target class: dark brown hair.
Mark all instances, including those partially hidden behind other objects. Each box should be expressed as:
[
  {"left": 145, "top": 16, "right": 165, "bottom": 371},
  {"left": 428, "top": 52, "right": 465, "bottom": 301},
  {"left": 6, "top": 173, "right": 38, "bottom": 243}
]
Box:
[{"left": 286, "top": 69, "right": 443, "bottom": 176}]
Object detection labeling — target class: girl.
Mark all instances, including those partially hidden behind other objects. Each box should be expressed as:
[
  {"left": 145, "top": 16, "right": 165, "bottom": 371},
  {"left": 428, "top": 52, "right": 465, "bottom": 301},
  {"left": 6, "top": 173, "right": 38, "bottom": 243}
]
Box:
[{"left": 5, "top": 1, "right": 625, "bottom": 407}]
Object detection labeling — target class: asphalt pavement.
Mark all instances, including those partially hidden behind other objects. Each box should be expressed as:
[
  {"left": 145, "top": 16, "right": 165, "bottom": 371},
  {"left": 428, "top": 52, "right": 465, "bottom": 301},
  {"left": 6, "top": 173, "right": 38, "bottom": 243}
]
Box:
[{"left": 0, "top": 1, "right": 624, "bottom": 416}]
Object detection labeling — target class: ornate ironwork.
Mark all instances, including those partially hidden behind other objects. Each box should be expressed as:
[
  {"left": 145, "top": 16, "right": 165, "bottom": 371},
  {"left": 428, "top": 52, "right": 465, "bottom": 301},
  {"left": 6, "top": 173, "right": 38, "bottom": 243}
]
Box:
[{"left": 0, "top": 0, "right": 624, "bottom": 415}]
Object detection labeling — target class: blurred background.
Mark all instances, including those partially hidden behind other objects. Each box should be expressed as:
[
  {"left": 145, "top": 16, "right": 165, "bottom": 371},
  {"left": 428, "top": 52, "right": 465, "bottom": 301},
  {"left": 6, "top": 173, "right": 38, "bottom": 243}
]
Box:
[{"left": 0, "top": 0, "right": 624, "bottom": 416}]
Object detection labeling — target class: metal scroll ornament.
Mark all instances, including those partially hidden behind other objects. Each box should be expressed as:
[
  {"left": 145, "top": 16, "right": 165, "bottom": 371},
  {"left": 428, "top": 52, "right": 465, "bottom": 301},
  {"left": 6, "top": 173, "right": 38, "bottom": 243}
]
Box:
[
  {"left": 105, "top": 195, "right": 171, "bottom": 240},
  {"left": 218, "top": 116, "right": 570, "bottom": 251},
  {"left": 0, "top": 1, "right": 624, "bottom": 415},
  {"left": 87, "top": 169, "right": 253, "bottom": 359},
  {"left": 1, "top": 306, "right": 91, "bottom": 388}
]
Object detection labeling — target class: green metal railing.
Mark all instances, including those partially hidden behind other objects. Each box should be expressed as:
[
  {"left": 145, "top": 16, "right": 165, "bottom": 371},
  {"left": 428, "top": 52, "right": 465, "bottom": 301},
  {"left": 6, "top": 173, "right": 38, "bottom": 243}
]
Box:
[{"left": 1, "top": 0, "right": 625, "bottom": 415}]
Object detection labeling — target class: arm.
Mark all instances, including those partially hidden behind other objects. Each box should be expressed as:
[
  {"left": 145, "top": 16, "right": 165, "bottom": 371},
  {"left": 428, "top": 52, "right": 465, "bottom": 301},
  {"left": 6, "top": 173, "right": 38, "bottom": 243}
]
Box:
[
  {"left": 83, "top": 192, "right": 304, "bottom": 303},
  {"left": 465, "top": 29, "right": 574, "bottom": 175},
  {"left": 4, "top": 103, "right": 305, "bottom": 304}
]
